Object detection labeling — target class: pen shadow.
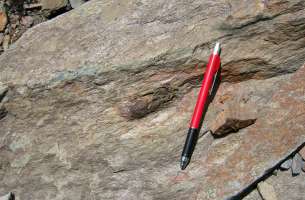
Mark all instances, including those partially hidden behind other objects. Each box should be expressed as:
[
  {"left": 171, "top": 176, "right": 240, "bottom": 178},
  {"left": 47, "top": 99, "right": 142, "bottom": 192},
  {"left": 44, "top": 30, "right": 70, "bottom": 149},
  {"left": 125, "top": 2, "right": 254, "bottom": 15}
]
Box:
[{"left": 187, "top": 65, "right": 222, "bottom": 166}]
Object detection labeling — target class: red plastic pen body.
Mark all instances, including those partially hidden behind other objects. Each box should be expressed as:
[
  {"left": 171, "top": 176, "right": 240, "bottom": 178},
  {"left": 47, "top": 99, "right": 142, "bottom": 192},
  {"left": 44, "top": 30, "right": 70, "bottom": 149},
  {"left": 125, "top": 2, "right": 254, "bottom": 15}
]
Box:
[
  {"left": 189, "top": 53, "right": 220, "bottom": 129},
  {"left": 180, "top": 43, "right": 221, "bottom": 170}
]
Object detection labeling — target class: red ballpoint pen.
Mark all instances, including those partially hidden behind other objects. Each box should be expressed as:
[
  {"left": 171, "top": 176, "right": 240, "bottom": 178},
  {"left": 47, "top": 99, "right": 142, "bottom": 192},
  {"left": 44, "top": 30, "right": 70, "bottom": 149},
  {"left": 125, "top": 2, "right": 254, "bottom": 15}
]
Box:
[{"left": 180, "top": 42, "right": 221, "bottom": 170}]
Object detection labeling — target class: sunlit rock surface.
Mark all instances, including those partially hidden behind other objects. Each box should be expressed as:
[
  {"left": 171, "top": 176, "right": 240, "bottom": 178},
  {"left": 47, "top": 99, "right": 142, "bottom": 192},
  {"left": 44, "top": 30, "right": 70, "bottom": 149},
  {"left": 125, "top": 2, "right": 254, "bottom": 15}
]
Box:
[{"left": 0, "top": 0, "right": 305, "bottom": 199}]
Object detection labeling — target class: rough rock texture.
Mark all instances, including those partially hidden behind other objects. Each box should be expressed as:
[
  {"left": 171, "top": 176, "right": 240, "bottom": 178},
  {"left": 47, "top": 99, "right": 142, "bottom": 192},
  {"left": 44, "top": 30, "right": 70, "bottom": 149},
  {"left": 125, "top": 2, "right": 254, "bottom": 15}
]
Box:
[
  {"left": 194, "top": 66, "right": 305, "bottom": 199},
  {"left": 41, "top": 0, "right": 69, "bottom": 11},
  {"left": 0, "top": 0, "right": 305, "bottom": 199},
  {"left": 280, "top": 158, "right": 292, "bottom": 170},
  {"left": 0, "top": 66, "right": 304, "bottom": 199},
  {"left": 209, "top": 102, "right": 257, "bottom": 137},
  {"left": 243, "top": 189, "right": 262, "bottom": 200},
  {"left": 0, "top": 0, "right": 66, "bottom": 55},
  {"left": 263, "top": 170, "right": 305, "bottom": 200},
  {"left": 257, "top": 181, "right": 277, "bottom": 200},
  {"left": 69, "top": 0, "right": 87, "bottom": 8},
  {"left": 291, "top": 153, "right": 303, "bottom": 176},
  {"left": 1, "top": 0, "right": 305, "bottom": 86},
  {"left": 2, "top": 35, "right": 10, "bottom": 51}
]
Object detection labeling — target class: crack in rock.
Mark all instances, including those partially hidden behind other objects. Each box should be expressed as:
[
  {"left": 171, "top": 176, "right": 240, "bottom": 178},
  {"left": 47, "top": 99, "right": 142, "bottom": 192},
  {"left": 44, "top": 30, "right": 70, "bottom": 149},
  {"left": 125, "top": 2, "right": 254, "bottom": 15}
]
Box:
[{"left": 229, "top": 141, "right": 305, "bottom": 200}]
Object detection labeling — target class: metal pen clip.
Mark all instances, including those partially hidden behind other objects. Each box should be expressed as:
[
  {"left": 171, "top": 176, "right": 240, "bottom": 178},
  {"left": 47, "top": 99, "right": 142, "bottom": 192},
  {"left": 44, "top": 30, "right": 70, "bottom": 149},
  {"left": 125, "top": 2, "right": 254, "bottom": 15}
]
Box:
[{"left": 209, "top": 69, "right": 219, "bottom": 95}]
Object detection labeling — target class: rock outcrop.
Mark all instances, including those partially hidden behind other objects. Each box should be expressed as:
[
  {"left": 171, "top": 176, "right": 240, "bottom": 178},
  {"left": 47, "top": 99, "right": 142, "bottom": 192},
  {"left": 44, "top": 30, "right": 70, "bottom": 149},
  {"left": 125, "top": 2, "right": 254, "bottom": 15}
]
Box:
[
  {"left": 1, "top": 0, "right": 305, "bottom": 86},
  {"left": 0, "top": 0, "right": 305, "bottom": 199}
]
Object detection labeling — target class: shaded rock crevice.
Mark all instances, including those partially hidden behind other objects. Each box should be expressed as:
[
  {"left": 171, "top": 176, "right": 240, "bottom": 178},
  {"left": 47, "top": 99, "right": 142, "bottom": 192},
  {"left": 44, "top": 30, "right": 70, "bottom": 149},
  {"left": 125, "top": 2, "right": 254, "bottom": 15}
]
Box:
[
  {"left": 0, "top": 83, "right": 8, "bottom": 120},
  {"left": 229, "top": 141, "right": 305, "bottom": 200},
  {"left": 212, "top": 118, "right": 257, "bottom": 138},
  {"left": 0, "top": 105, "right": 8, "bottom": 120}
]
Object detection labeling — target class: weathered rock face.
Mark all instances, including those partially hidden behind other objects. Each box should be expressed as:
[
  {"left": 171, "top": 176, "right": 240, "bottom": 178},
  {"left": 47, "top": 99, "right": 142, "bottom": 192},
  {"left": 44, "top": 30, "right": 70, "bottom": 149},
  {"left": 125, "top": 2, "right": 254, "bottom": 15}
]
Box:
[
  {"left": 209, "top": 101, "right": 257, "bottom": 137},
  {"left": 0, "top": 0, "right": 305, "bottom": 199},
  {"left": 261, "top": 170, "right": 305, "bottom": 200},
  {"left": 193, "top": 66, "right": 305, "bottom": 199},
  {"left": 257, "top": 181, "right": 277, "bottom": 200},
  {"left": 0, "top": 0, "right": 305, "bottom": 86}
]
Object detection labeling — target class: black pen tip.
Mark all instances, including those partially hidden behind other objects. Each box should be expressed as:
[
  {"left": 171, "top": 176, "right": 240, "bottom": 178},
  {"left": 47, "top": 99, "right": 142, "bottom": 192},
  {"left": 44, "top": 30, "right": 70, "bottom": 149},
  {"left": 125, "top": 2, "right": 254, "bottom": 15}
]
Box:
[
  {"left": 180, "top": 162, "right": 187, "bottom": 170},
  {"left": 180, "top": 156, "right": 190, "bottom": 170}
]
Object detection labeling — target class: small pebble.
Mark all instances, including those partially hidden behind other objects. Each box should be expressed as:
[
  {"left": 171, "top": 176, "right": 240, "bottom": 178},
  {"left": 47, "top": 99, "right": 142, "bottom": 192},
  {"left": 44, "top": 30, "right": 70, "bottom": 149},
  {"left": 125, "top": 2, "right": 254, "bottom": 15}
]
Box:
[
  {"left": 257, "top": 181, "right": 278, "bottom": 200},
  {"left": 21, "top": 16, "right": 34, "bottom": 28},
  {"left": 279, "top": 158, "right": 292, "bottom": 170},
  {"left": 291, "top": 153, "right": 303, "bottom": 176},
  {"left": 69, "top": 0, "right": 86, "bottom": 8}
]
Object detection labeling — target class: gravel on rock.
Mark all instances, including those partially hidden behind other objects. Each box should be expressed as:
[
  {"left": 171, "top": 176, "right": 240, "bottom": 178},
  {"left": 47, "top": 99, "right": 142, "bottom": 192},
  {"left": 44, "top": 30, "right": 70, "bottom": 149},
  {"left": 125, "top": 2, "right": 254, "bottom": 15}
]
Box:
[
  {"left": 280, "top": 158, "right": 292, "bottom": 170},
  {"left": 291, "top": 153, "right": 303, "bottom": 176}
]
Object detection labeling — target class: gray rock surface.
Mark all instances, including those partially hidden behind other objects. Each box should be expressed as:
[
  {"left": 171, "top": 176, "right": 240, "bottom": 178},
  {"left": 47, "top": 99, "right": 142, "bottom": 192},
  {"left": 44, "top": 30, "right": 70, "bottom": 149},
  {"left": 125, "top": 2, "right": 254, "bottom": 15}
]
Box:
[
  {"left": 291, "top": 153, "right": 303, "bottom": 176},
  {"left": 2, "top": 34, "right": 9, "bottom": 51},
  {"left": 243, "top": 189, "right": 262, "bottom": 200},
  {"left": 0, "top": 0, "right": 305, "bottom": 200},
  {"left": 1, "top": 64, "right": 304, "bottom": 200},
  {"left": 257, "top": 181, "right": 278, "bottom": 200},
  {"left": 69, "top": 0, "right": 87, "bottom": 8},
  {"left": 280, "top": 158, "right": 292, "bottom": 170},
  {"left": 264, "top": 170, "right": 305, "bottom": 200}
]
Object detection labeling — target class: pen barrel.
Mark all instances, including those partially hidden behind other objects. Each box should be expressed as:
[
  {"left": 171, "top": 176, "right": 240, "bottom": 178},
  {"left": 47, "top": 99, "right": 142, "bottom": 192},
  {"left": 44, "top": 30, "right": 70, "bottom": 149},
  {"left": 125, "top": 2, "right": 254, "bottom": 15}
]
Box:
[
  {"left": 181, "top": 128, "right": 199, "bottom": 157},
  {"left": 189, "top": 54, "right": 220, "bottom": 129}
]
